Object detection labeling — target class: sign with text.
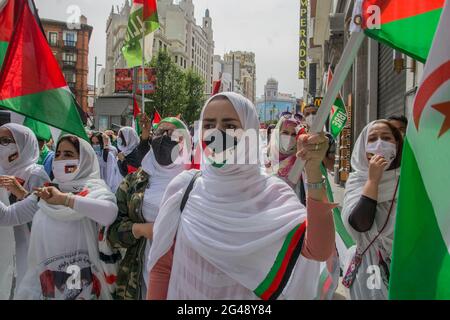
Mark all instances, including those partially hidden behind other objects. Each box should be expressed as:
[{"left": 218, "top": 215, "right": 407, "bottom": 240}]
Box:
[
  {"left": 115, "top": 69, "right": 133, "bottom": 93},
  {"left": 137, "top": 68, "right": 157, "bottom": 95},
  {"left": 298, "top": 0, "right": 308, "bottom": 79}
]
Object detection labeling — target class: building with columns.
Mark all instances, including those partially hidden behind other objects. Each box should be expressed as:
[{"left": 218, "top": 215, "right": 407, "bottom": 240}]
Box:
[{"left": 102, "top": 0, "right": 214, "bottom": 96}]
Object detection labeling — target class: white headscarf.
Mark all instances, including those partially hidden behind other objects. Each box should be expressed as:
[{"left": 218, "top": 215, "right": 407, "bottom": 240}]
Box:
[
  {"left": 147, "top": 92, "right": 320, "bottom": 299},
  {"left": 19, "top": 136, "right": 116, "bottom": 300},
  {"left": 0, "top": 123, "right": 45, "bottom": 182},
  {"left": 141, "top": 118, "right": 191, "bottom": 222},
  {"left": 52, "top": 135, "right": 108, "bottom": 194},
  {"left": 117, "top": 127, "right": 140, "bottom": 156},
  {"left": 342, "top": 121, "right": 400, "bottom": 251}
]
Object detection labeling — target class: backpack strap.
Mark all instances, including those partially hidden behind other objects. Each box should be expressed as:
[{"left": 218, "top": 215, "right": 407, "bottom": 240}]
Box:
[{"left": 180, "top": 171, "right": 202, "bottom": 212}]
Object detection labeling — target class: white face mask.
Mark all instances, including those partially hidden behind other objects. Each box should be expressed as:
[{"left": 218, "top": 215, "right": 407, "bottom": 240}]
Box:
[
  {"left": 0, "top": 143, "right": 19, "bottom": 170},
  {"left": 279, "top": 134, "right": 296, "bottom": 153},
  {"left": 366, "top": 139, "right": 397, "bottom": 170},
  {"left": 52, "top": 159, "right": 80, "bottom": 183},
  {"left": 305, "top": 114, "right": 317, "bottom": 128}
]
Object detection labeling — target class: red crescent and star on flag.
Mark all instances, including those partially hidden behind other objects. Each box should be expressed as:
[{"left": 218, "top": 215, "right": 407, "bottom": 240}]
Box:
[{"left": 413, "top": 60, "right": 450, "bottom": 138}]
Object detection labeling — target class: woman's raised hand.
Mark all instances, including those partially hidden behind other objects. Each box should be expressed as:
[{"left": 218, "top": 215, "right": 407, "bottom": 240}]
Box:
[{"left": 296, "top": 132, "right": 329, "bottom": 170}]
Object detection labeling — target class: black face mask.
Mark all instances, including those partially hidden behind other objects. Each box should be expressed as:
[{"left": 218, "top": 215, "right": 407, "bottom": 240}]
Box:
[
  {"left": 151, "top": 135, "right": 179, "bottom": 166},
  {"left": 203, "top": 129, "right": 238, "bottom": 154}
]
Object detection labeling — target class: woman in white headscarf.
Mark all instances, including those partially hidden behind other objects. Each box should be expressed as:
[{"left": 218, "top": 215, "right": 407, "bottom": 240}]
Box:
[
  {"left": 90, "top": 132, "right": 118, "bottom": 192},
  {"left": 0, "top": 135, "right": 118, "bottom": 299},
  {"left": 108, "top": 117, "right": 192, "bottom": 300},
  {"left": 341, "top": 120, "right": 403, "bottom": 300},
  {"left": 0, "top": 123, "right": 50, "bottom": 295},
  {"left": 146, "top": 92, "right": 336, "bottom": 300},
  {"left": 116, "top": 127, "right": 146, "bottom": 177}
]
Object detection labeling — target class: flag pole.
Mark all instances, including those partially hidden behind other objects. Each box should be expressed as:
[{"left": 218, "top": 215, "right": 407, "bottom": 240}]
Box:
[
  {"left": 287, "top": 31, "right": 366, "bottom": 184},
  {"left": 141, "top": 18, "right": 146, "bottom": 114}
]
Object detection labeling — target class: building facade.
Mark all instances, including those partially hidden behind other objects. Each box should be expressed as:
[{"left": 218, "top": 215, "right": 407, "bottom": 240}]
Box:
[
  {"left": 103, "top": 2, "right": 131, "bottom": 96},
  {"left": 256, "top": 78, "right": 298, "bottom": 123},
  {"left": 212, "top": 51, "right": 257, "bottom": 104},
  {"left": 102, "top": 0, "right": 214, "bottom": 96},
  {"left": 305, "top": 0, "right": 424, "bottom": 185},
  {"left": 42, "top": 16, "right": 93, "bottom": 112},
  {"left": 224, "top": 51, "right": 256, "bottom": 104},
  {"left": 154, "top": 0, "right": 214, "bottom": 93}
]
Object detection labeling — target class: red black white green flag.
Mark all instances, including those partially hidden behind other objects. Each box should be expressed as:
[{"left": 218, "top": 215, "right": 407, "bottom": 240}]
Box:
[
  {"left": 0, "top": 0, "right": 87, "bottom": 140},
  {"left": 353, "top": 0, "right": 444, "bottom": 63}
]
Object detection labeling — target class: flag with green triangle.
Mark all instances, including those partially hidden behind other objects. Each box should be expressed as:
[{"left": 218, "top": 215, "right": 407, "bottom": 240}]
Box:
[
  {"left": 0, "top": 0, "right": 87, "bottom": 141},
  {"left": 0, "top": 0, "right": 16, "bottom": 68},
  {"left": 389, "top": 0, "right": 450, "bottom": 299},
  {"left": 122, "top": 0, "right": 160, "bottom": 68},
  {"left": 359, "top": 0, "right": 444, "bottom": 63}
]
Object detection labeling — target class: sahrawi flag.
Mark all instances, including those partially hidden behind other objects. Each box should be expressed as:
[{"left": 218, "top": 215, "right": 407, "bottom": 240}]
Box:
[
  {"left": 389, "top": 0, "right": 450, "bottom": 299},
  {"left": 123, "top": 0, "right": 160, "bottom": 68},
  {"left": 0, "top": 0, "right": 16, "bottom": 68},
  {"left": 352, "top": 0, "right": 444, "bottom": 63},
  {"left": 0, "top": 0, "right": 87, "bottom": 140},
  {"left": 327, "top": 67, "right": 348, "bottom": 139}
]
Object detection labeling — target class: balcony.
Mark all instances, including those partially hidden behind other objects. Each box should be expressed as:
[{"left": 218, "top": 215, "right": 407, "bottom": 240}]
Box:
[
  {"left": 62, "top": 60, "right": 76, "bottom": 69},
  {"left": 63, "top": 40, "right": 77, "bottom": 49}
]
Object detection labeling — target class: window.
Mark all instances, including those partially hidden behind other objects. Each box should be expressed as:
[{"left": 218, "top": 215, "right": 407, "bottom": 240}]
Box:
[
  {"left": 63, "top": 72, "right": 76, "bottom": 83},
  {"left": 64, "top": 32, "right": 76, "bottom": 46},
  {"left": 175, "top": 56, "right": 178, "bottom": 63},
  {"left": 111, "top": 116, "right": 121, "bottom": 127},
  {"left": 99, "top": 116, "right": 109, "bottom": 132},
  {"left": 65, "top": 53, "right": 75, "bottom": 61},
  {"left": 48, "top": 32, "right": 58, "bottom": 46}
]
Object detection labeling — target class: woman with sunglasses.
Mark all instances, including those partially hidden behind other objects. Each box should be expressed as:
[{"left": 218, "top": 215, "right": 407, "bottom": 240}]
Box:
[
  {"left": 0, "top": 123, "right": 50, "bottom": 296},
  {"left": 108, "top": 117, "right": 191, "bottom": 300},
  {"left": 146, "top": 92, "right": 335, "bottom": 300}
]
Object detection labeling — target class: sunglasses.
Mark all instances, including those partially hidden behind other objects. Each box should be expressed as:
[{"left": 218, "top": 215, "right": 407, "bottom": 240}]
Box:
[
  {"left": 280, "top": 111, "right": 303, "bottom": 121},
  {"left": 0, "top": 137, "right": 15, "bottom": 146}
]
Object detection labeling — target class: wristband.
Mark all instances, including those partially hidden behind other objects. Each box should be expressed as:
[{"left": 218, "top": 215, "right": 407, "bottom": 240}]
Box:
[
  {"left": 305, "top": 178, "right": 326, "bottom": 190},
  {"left": 64, "top": 194, "right": 72, "bottom": 207}
]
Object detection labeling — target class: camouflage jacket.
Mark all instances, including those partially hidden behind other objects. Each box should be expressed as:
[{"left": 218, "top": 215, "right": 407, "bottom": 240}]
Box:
[{"left": 107, "top": 168, "right": 149, "bottom": 300}]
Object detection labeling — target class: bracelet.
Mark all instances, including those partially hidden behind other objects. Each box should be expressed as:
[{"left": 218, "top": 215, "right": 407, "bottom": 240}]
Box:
[
  {"left": 64, "top": 194, "right": 72, "bottom": 207},
  {"left": 305, "top": 178, "right": 326, "bottom": 190}
]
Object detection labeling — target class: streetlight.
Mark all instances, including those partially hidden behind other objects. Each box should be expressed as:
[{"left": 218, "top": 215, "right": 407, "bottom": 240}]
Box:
[{"left": 93, "top": 56, "right": 102, "bottom": 104}]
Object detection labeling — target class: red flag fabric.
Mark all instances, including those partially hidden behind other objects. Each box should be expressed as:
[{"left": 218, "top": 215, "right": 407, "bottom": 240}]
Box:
[{"left": 153, "top": 110, "right": 161, "bottom": 126}]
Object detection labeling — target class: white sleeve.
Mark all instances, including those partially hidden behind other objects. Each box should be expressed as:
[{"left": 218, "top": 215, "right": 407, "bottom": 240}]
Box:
[
  {"left": 73, "top": 196, "right": 118, "bottom": 227},
  {"left": 0, "top": 194, "right": 39, "bottom": 226}
]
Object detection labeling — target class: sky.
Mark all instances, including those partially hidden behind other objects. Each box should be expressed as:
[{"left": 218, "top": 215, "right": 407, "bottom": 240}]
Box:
[{"left": 33, "top": 0, "right": 304, "bottom": 98}]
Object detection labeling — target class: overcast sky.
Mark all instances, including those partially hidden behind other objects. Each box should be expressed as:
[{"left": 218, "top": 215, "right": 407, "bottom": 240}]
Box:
[{"left": 34, "top": 0, "right": 304, "bottom": 98}]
